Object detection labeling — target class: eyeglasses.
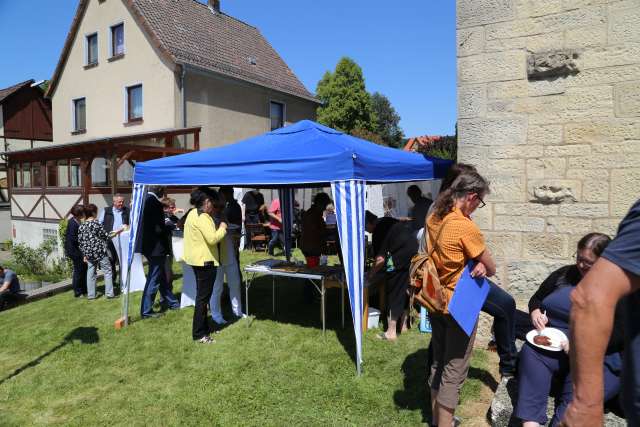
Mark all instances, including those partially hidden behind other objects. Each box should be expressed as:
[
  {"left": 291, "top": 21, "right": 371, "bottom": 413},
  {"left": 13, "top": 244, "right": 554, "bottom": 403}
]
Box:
[{"left": 477, "top": 196, "right": 486, "bottom": 209}]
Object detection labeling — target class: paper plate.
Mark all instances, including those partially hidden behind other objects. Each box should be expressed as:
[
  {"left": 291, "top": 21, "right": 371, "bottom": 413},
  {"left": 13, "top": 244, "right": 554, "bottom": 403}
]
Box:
[{"left": 525, "top": 327, "right": 568, "bottom": 352}]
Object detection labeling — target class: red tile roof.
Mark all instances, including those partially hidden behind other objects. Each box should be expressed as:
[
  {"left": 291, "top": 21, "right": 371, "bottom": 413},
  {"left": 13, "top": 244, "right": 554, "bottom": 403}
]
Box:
[
  {"left": 46, "top": 0, "right": 317, "bottom": 103},
  {"left": 403, "top": 136, "right": 445, "bottom": 151}
]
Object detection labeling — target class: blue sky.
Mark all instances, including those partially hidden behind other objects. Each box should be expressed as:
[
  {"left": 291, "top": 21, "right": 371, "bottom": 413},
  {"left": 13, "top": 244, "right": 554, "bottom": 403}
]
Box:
[{"left": 0, "top": 0, "right": 456, "bottom": 137}]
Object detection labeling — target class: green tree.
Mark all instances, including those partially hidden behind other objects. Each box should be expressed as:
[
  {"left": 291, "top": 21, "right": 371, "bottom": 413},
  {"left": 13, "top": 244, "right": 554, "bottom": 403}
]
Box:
[
  {"left": 316, "top": 57, "right": 376, "bottom": 133},
  {"left": 371, "top": 92, "right": 404, "bottom": 147}
]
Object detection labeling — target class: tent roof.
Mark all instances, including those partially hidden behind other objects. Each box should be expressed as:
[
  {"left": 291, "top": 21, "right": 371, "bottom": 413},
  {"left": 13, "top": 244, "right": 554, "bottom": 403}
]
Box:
[{"left": 134, "top": 120, "right": 452, "bottom": 187}]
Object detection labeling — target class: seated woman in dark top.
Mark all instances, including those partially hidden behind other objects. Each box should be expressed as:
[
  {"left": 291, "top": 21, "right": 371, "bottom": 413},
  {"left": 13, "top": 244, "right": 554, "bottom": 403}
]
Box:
[{"left": 515, "top": 233, "right": 624, "bottom": 426}]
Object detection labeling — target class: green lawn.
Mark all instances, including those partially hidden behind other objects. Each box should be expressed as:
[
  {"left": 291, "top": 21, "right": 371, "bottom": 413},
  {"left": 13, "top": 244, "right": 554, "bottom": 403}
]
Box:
[{"left": 0, "top": 250, "right": 495, "bottom": 426}]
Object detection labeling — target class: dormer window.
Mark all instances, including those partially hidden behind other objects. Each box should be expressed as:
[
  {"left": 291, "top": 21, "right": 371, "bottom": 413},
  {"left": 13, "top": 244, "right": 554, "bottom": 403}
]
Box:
[
  {"left": 110, "top": 23, "right": 125, "bottom": 58},
  {"left": 86, "top": 33, "right": 98, "bottom": 66}
]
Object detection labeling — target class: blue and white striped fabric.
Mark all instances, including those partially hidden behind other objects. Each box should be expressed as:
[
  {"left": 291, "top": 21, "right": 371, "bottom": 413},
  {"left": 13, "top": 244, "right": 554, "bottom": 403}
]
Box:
[
  {"left": 278, "top": 188, "right": 294, "bottom": 261},
  {"left": 122, "top": 183, "right": 146, "bottom": 324},
  {"left": 127, "top": 183, "right": 146, "bottom": 271},
  {"left": 331, "top": 180, "right": 365, "bottom": 375}
]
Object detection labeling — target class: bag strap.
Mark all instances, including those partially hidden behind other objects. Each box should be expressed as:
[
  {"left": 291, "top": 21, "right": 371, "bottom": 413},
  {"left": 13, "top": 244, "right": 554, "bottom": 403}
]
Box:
[{"left": 426, "top": 214, "right": 454, "bottom": 258}]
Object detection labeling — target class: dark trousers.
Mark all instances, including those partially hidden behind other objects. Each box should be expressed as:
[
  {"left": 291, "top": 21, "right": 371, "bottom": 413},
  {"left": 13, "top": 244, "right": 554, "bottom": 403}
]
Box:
[
  {"left": 192, "top": 264, "right": 217, "bottom": 340},
  {"left": 515, "top": 344, "right": 620, "bottom": 426},
  {"left": 0, "top": 289, "right": 15, "bottom": 309},
  {"left": 268, "top": 229, "right": 284, "bottom": 255},
  {"left": 482, "top": 281, "right": 517, "bottom": 375},
  {"left": 624, "top": 291, "right": 640, "bottom": 425},
  {"left": 140, "top": 256, "right": 179, "bottom": 317},
  {"left": 70, "top": 256, "right": 88, "bottom": 296},
  {"left": 426, "top": 281, "right": 517, "bottom": 376}
]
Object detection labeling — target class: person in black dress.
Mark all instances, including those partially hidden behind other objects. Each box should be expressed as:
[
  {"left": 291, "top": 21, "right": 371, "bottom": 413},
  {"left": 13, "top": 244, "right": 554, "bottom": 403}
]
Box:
[
  {"left": 366, "top": 211, "right": 418, "bottom": 341},
  {"left": 65, "top": 204, "right": 87, "bottom": 297}
]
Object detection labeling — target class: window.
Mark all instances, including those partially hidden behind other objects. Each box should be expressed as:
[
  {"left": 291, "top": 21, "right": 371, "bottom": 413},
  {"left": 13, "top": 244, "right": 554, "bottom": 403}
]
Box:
[
  {"left": 117, "top": 161, "right": 134, "bottom": 186},
  {"left": 23, "top": 163, "right": 31, "bottom": 188},
  {"left": 270, "top": 101, "right": 284, "bottom": 131},
  {"left": 91, "top": 157, "right": 111, "bottom": 187},
  {"left": 70, "top": 160, "right": 82, "bottom": 187},
  {"left": 42, "top": 228, "right": 58, "bottom": 241},
  {"left": 13, "top": 166, "right": 20, "bottom": 188},
  {"left": 32, "top": 163, "right": 42, "bottom": 187},
  {"left": 46, "top": 161, "right": 58, "bottom": 187},
  {"left": 57, "top": 160, "right": 70, "bottom": 187},
  {"left": 126, "top": 84, "right": 143, "bottom": 122},
  {"left": 86, "top": 33, "right": 98, "bottom": 65},
  {"left": 110, "top": 23, "right": 124, "bottom": 57},
  {"left": 73, "top": 98, "right": 86, "bottom": 132}
]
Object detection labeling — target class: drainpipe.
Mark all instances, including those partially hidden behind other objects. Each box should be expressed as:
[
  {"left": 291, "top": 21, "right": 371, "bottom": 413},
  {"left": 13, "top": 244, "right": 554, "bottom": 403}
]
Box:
[{"left": 181, "top": 65, "right": 187, "bottom": 129}]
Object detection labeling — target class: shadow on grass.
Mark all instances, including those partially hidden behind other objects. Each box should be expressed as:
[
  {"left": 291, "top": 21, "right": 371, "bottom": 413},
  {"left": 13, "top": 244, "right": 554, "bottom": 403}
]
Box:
[
  {"left": 242, "top": 274, "right": 359, "bottom": 365},
  {"left": 0, "top": 326, "right": 99, "bottom": 385},
  {"left": 393, "top": 348, "right": 432, "bottom": 423},
  {"left": 393, "top": 348, "right": 497, "bottom": 423}
]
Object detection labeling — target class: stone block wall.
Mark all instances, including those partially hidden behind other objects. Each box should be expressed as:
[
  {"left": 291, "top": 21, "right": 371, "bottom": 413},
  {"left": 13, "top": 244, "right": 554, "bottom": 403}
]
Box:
[{"left": 457, "top": 0, "right": 640, "bottom": 306}]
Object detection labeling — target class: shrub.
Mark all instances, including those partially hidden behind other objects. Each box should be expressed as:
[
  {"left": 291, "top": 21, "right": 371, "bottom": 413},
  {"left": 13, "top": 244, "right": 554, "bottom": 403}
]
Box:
[{"left": 10, "top": 237, "right": 70, "bottom": 281}]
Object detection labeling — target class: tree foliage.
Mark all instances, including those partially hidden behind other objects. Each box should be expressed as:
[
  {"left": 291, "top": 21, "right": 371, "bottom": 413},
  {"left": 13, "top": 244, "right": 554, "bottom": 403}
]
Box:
[
  {"left": 316, "top": 57, "right": 376, "bottom": 134},
  {"left": 371, "top": 92, "right": 404, "bottom": 147}
]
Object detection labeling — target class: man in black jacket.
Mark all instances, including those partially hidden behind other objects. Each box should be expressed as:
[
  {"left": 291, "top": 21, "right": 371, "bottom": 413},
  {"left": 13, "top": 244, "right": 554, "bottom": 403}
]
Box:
[
  {"left": 136, "top": 186, "right": 179, "bottom": 318},
  {"left": 65, "top": 205, "right": 87, "bottom": 297},
  {"left": 99, "top": 194, "right": 130, "bottom": 288}
]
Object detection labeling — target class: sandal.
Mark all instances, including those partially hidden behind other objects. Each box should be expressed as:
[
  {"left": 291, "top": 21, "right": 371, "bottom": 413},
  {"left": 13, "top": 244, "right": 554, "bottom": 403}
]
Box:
[{"left": 197, "top": 336, "right": 215, "bottom": 344}]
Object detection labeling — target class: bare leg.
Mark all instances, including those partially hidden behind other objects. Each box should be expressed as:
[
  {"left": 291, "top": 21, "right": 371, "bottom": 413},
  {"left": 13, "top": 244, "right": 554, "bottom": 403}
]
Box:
[
  {"left": 385, "top": 315, "right": 398, "bottom": 340},
  {"left": 431, "top": 391, "right": 439, "bottom": 425},
  {"left": 437, "top": 404, "right": 454, "bottom": 427},
  {"left": 399, "top": 310, "right": 409, "bottom": 333},
  {"left": 523, "top": 422, "right": 540, "bottom": 427}
]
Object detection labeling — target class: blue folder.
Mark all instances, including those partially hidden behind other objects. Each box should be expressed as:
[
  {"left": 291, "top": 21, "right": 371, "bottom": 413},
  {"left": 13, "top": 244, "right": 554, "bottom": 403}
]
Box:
[{"left": 448, "top": 261, "right": 490, "bottom": 336}]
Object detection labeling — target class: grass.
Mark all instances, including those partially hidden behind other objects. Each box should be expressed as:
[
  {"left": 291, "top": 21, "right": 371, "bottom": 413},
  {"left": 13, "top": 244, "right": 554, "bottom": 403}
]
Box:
[{"left": 0, "top": 250, "right": 496, "bottom": 426}]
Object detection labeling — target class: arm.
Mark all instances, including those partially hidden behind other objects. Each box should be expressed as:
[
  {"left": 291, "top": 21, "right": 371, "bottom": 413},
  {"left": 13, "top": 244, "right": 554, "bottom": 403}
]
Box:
[
  {"left": 561, "top": 258, "right": 639, "bottom": 426},
  {"left": 0, "top": 280, "right": 10, "bottom": 292},
  {"left": 196, "top": 213, "right": 227, "bottom": 246},
  {"left": 471, "top": 248, "right": 496, "bottom": 277},
  {"left": 529, "top": 267, "right": 565, "bottom": 313}
]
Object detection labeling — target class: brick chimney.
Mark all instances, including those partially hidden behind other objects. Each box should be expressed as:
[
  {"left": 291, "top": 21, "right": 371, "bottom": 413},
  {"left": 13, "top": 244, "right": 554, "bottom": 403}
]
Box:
[{"left": 208, "top": 0, "right": 220, "bottom": 13}]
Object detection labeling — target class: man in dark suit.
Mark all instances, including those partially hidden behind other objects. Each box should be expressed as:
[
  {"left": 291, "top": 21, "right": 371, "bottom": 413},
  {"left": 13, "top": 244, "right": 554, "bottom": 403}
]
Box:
[
  {"left": 65, "top": 205, "right": 87, "bottom": 297},
  {"left": 136, "top": 186, "right": 179, "bottom": 318}
]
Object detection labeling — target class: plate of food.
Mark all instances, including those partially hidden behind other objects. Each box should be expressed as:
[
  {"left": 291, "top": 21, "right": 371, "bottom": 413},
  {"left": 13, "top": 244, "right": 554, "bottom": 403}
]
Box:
[{"left": 525, "top": 327, "right": 568, "bottom": 352}]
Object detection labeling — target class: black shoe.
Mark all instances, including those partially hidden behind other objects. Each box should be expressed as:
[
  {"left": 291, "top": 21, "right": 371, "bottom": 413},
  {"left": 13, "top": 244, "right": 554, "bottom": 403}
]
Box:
[
  {"left": 142, "top": 312, "right": 164, "bottom": 319},
  {"left": 106, "top": 295, "right": 119, "bottom": 299}
]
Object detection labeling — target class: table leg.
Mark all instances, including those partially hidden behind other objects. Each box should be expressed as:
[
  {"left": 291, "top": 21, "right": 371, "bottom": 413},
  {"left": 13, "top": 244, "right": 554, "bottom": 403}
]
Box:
[
  {"left": 363, "top": 286, "right": 369, "bottom": 332},
  {"left": 272, "top": 275, "right": 275, "bottom": 316},
  {"left": 341, "top": 281, "right": 345, "bottom": 329},
  {"left": 321, "top": 278, "right": 326, "bottom": 337},
  {"left": 245, "top": 274, "right": 249, "bottom": 317}
]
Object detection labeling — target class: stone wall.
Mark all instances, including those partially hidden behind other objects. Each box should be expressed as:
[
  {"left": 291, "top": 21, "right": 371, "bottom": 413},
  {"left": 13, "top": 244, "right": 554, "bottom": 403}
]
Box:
[{"left": 457, "top": 0, "right": 640, "bottom": 306}]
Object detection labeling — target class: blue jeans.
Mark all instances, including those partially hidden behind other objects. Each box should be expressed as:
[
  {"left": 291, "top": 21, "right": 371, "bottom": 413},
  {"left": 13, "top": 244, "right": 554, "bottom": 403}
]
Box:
[
  {"left": 141, "top": 256, "right": 179, "bottom": 317},
  {"left": 268, "top": 229, "right": 284, "bottom": 255},
  {"left": 482, "top": 281, "right": 517, "bottom": 375}
]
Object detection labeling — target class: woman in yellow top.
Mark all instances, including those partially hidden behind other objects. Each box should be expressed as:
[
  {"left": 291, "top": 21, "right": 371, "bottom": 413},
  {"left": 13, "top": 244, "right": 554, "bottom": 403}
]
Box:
[
  {"left": 183, "top": 188, "right": 227, "bottom": 344},
  {"left": 426, "top": 170, "right": 495, "bottom": 427}
]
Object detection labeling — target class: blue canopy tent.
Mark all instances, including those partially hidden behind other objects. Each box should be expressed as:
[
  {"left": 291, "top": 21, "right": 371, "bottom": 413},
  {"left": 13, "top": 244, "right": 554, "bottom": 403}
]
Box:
[{"left": 125, "top": 120, "right": 451, "bottom": 375}]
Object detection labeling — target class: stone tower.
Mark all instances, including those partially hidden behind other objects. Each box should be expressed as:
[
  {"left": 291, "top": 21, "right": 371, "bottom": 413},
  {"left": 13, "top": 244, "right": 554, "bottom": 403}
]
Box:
[{"left": 456, "top": 0, "right": 640, "bottom": 305}]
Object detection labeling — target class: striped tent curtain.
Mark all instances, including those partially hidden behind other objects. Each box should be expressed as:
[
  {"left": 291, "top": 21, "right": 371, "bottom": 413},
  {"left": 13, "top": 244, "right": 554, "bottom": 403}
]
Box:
[
  {"left": 278, "top": 187, "right": 295, "bottom": 261},
  {"left": 331, "top": 180, "right": 366, "bottom": 375},
  {"left": 122, "top": 183, "right": 147, "bottom": 325}
]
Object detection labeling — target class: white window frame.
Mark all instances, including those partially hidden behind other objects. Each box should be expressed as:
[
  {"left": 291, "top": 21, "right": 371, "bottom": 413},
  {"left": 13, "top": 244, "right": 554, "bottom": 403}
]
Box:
[
  {"left": 123, "top": 83, "right": 143, "bottom": 123},
  {"left": 269, "top": 100, "right": 286, "bottom": 131},
  {"left": 108, "top": 21, "right": 125, "bottom": 57},
  {"left": 84, "top": 32, "right": 99, "bottom": 66},
  {"left": 71, "top": 97, "right": 86, "bottom": 132}
]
